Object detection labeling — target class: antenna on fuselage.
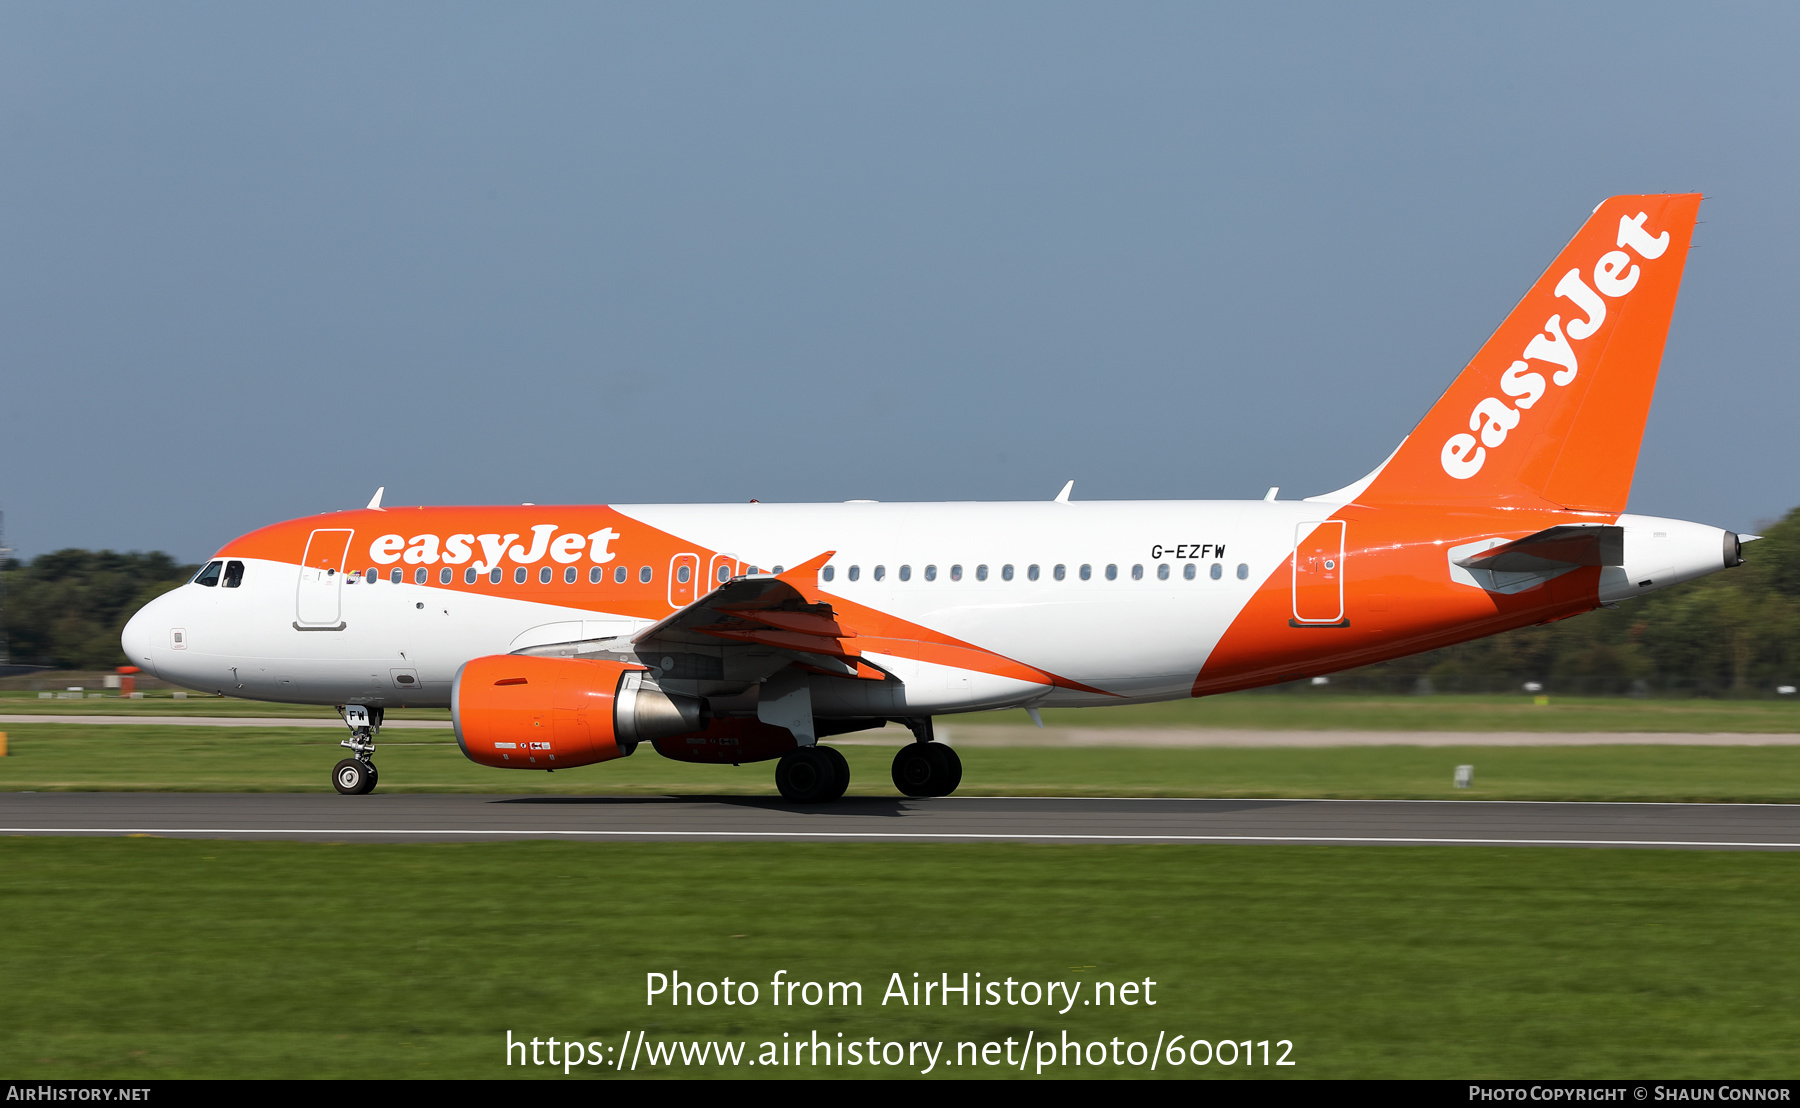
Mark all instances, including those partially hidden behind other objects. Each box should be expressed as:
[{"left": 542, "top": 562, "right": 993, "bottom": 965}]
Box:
[
  {"left": 366, "top": 487, "right": 385, "bottom": 510},
  {"left": 1053, "top": 480, "right": 1074, "bottom": 504}
]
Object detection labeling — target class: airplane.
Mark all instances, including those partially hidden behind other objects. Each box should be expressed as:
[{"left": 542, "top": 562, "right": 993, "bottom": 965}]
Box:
[{"left": 121, "top": 192, "right": 1748, "bottom": 802}]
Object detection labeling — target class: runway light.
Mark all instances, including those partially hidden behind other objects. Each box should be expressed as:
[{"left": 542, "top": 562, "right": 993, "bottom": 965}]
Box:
[{"left": 1454, "top": 764, "right": 1473, "bottom": 789}]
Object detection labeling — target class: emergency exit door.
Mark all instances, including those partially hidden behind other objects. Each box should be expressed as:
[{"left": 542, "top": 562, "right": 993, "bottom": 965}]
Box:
[
  {"left": 668, "top": 553, "right": 700, "bottom": 609},
  {"left": 1292, "top": 521, "right": 1346, "bottom": 624}
]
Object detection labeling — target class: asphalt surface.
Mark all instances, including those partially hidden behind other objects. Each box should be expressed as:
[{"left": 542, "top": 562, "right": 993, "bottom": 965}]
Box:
[{"left": 3, "top": 792, "right": 1799, "bottom": 849}]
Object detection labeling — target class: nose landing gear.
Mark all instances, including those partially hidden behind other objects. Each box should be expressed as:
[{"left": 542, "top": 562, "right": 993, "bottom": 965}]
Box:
[{"left": 332, "top": 704, "right": 382, "bottom": 795}]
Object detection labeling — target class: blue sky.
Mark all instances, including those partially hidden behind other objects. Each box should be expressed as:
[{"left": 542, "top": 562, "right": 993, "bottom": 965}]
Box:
[{"left": 4, "top": 3, "right": 1796, "bottom": 561}]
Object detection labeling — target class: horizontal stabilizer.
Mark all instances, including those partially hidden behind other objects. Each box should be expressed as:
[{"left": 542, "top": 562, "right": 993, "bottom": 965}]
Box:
[{"left": 1455, "top": 525, "right": 1623, "bottom": 573}]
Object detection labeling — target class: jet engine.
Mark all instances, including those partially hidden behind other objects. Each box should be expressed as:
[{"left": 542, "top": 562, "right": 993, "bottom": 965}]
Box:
[{"left": 453, "top": 654, "right": 707, "bottom": 770}]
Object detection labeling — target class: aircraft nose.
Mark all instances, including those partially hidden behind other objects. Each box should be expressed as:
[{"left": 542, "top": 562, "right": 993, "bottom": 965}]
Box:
[{"left": 120, "top": 595, "right": 165, "bottom": 676}]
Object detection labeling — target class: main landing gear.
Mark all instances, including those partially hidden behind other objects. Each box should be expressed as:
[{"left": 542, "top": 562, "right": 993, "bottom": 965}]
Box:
[
  {"left": 332, "top": 704, "right": 382, "bottom": 795},
  {"left": 890, "top": 717, "right": 962, "bottom": 798},
  {"left": 775, "top": 745, "right": 850, "bottom": 804}
]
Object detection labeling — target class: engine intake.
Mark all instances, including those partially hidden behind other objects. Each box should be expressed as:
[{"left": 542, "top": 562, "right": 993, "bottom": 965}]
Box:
[{"left": 453, "top": 654, "right": 708, "bottom": 770}]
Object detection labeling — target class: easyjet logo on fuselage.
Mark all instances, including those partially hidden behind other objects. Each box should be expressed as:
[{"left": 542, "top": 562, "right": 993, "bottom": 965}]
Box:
[
  {"left": 1439, "top": 212, "right": 1671, "bottom": 480},
  {"left": 367, "top": 525, "right": 622, "bottom": 573}
]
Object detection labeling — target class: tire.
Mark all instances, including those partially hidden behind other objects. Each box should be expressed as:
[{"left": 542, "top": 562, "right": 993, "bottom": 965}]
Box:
[
  {"left": 775, "top": 747, "right": 839, "bottom": 803},
  {"left": 925, "top": 743, "right": 962, "bottom": 796},
  {"left": 819, "top": 746, "right": 850, "bottom": 801},
  {"left": 332, "top": 758, "right": 372, "bottom": 795},
  {"left": 364, "top": 762, "right": 380, "bottom": 793},
  {"left": 891, "top": 744, "right": 936, "bottom": 797}
]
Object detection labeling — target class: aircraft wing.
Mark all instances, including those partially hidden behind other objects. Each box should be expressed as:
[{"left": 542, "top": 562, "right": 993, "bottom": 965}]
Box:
[{"left": 629, "top": 552, "right": 890, "bottom": 681}]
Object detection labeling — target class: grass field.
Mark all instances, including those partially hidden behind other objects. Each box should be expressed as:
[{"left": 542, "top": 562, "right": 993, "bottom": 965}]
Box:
[
  {"left": 5, "top": 724, "right": 1800, "bottom": 801},
  {"left": 10, "top": 688, "right": 1800, "bottom": 731},
  {"left": 2, "top": 837, "right": 1795, "bottom": 1079}
]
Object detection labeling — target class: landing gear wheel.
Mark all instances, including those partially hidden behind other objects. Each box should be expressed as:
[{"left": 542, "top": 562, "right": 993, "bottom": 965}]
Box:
[
  {"left": 364, "top": 762, "right": 379, "bottom": 792},
  {"left": 926, "top": 743, "right": 962, "bottom": 796},
  {"left": 891, "top": 744, "right": 936, "bottom": 797},
  {"left": 819, "top": 746, "right": 850, "bottom": 801},
  {"left": 775, "top": 747, "right": 840, "bottom": 803},
  {"left": 892, "top": 743, "right": 960, "bottom": 797},
  {"left": 332, "top": 758, "right": 374, "bottom": 795}
]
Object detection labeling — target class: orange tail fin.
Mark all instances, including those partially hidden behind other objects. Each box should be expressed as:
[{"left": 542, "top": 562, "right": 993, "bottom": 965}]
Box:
[{"left": 1353, "top": 194, "right": 1700, "bottom": 515}]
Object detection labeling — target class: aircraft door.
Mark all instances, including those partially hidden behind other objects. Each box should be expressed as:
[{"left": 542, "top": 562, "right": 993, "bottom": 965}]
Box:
[
  {"left": 706, "top": 553, "right": 740, "bottom": 592},
  {"left": 1292, "top": 521, "right": 1346, "bottom": 624},
  {"left": 668, "top": 553, "right": 700, "bottom": 609},
  {"left": 296, "top": 529, "right": 354, "bottom": 627}
]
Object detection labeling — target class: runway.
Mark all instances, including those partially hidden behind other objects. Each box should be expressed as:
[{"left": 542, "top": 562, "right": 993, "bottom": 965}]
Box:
[
  {"left": 4, "top": 792, "right": 1800, "bottom": 849},
  {"left": 8, "top": 715, "right": 1800, "bottom": 746}
]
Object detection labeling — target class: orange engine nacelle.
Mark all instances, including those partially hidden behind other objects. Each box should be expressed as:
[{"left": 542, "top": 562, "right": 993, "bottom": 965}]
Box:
[{"left": 452, "top": 654, "right": 707, "bottom": 770}]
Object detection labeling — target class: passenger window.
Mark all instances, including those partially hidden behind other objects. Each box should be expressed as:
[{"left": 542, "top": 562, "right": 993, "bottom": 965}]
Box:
[
  {"left": 1002, "top": 564, "right": 1014, "bottom": 581},
  {"left": 677, "top": 565, "right": 691, "bottom": 584},
  {"left": 222, "top": 561, "right": 245, "bottom": 588},
  {"left": 465, "top": 568, "right": 477, "bottom": 584},
  {"left": 1053, "top": 564, "right": 1066, "bottom": 581},
  {"left": 1157, "top": 563, "right": 1170, "bottom": 581},
  {"left": 975, "top": 565, "right": 987, "bottom": 581},
  {"left": 773, "top": 566, "right": 785, "bottom": 574},
  {"left": 514, "top": 567, "right": 527, "bottom": 584},
  {"left": 1237, "top": 563, "right": 1249, "bottom": 580},
  {"left": 414, "top": 567, "right": 427, "bottom": 585},
  {"left": 925, "top": 565, "right": 937, "bottom": 582},
  {"left": 1210, "top": 563, "right": 1222, "bottom": 580},
  {"left": 565, "top": 566, "right": 577, "bottom": 584},
  {"left": 874, "top": 565, "right": 885, "bottom": 581},
  {"left": 1027, "top": 564, "right": 1040, "bottom": 581},
  {"left": 590, "top": 566, "right": 604, "bottom": 584},
  {"left": 1132, "top": 564, "right": 1144, "bottom": 580},
  {"left": 822, "top": 566, "right": 835, "bottom": 582},
  {"left": 849, "top": 566, "right": 861, "bottom": 582},
  {"left": 615, "top": 566, "right": 628, "bottom": 584},
  {"left": 640, "top": 566, "right": 654, "bottom": 584},
  {"left": 950, "top": 565, "right": 962, "bottom": 581},
  {"left": 489, "top": 568, "right": 503, "bottom": 584},
  {"left": 717, "top": 565, "right": 731, "bottom": 583},
  {"left": 540, "top": 566, "right": 553, "bottom": 584},
  {"left": 1185, "top": 563, "right": 1197, "bottom": 580},
  {"left": 389, "top": 568, "right": 401, "bottom": 584},
  {"left": 193, "top": 561, "right": 223, "bottom": 586},
  {"left": 366, "top": 568, "right": 379, "bottom": 584},
  {"left": 441, "top": 567, "right": 453, "bottom": 584},
  {"left": 900, "top": 565, "right": 912, "bottom": 582},
  {"left": 1105, "top": 564, "right": 1118, "bottom": 581}
]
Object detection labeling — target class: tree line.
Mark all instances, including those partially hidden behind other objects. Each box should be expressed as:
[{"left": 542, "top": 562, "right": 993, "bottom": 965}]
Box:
[
  {"left": 6, "top": 507, "right": 1800, "bottom": 692},
  {"left": 2, "top": 550, "right": 197, "bottom": 670}
]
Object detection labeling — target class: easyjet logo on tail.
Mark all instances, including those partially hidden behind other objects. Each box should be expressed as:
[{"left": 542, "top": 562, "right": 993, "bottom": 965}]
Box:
[
  {"left": 367, "top": 525, "right": 621, "bottom": 573},
  {"left": 1439, "top": 212, "right": 1670, "bottom": 480}
]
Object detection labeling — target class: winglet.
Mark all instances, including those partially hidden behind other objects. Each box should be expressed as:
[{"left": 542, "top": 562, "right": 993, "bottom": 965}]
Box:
[
  {"left": 1054, "top": 480, "right": 1074, "bottom": 504},
  {"left": 776, "top": 551, "right": 837, "bottom": 592},
  {"left": 366, "top": 487, "right": 385, "bottom": 511}
]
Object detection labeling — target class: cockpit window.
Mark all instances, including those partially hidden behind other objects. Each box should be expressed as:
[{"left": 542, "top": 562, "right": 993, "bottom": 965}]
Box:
[
  {"left": 222, "top": 561, "right": 245, "bottom": 588},
  {"left": 194, "top": 561, "right": 223, "bottom": 587}
]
